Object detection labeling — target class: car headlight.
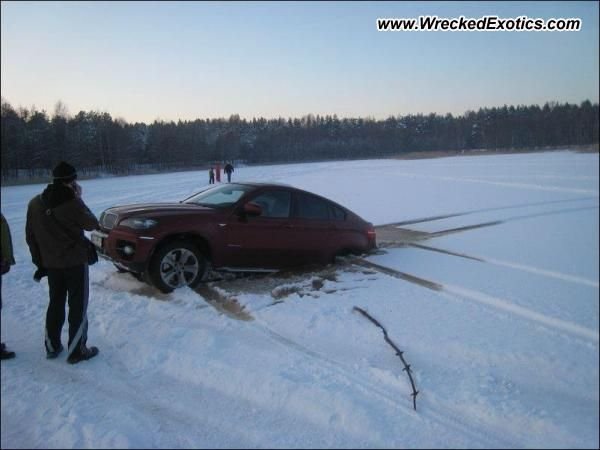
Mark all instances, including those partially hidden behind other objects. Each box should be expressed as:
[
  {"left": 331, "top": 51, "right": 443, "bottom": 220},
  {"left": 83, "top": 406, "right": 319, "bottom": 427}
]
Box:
[{"left": 119, "top": 218, "right": 158, "bottom": 229}]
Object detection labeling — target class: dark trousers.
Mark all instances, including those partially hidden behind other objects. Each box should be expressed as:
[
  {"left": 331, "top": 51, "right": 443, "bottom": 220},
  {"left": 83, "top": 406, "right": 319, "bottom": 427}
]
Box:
[
  {"left": 0, "top": 274, "right": 3, "bottom": 338},
  {"left": 226, "top": 172, "right": 232, "bottom": 182},
  {"left": 45, "top": 264, "right": 89, "bottom": 357}
]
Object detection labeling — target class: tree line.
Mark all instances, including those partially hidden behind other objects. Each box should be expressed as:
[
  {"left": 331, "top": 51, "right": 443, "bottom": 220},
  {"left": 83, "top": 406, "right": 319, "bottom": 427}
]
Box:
[{"left": 1, "top": 97, "right": 598, "bottom": 181}]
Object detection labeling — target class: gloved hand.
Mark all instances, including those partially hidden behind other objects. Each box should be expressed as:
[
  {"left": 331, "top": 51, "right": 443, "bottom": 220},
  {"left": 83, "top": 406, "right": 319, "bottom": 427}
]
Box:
[{"left": 33, "top": 267, "right": 48, "bottom": 282}]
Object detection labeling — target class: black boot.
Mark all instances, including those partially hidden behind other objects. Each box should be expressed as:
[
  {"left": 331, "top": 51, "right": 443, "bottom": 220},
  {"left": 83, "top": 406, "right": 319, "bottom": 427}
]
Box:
[
  {"left": 67, "top": 346, "right": 99, "bottom": 364},
  {"left": 46, "top": 343, "right": 64, "bottom": 359}
]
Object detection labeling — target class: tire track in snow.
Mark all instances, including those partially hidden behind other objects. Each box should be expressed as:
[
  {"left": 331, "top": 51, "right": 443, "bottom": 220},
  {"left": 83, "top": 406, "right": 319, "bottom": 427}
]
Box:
[
  {"left": 34, "top": 355, "right": 262, "bottom": 448},
  {"left": 410, "top": 243, "right": 599, "bottom": 289},
  {"left": 441, "top": 283, "right": 599, "bottom": 342},
  {"left": 193, "top": 271, "right": 490, "bottom": 443},
  {"left": 95, "top": 262, "right": 525, "bottom": 447},
  {"left": 353, "top": 259, "right": 599, "bottom": 343},
  {"left": 380, "top": 196, "right": 598, "bottom": 227},
  {"left": 459, "top": 177, "right": 599, "bottom": 196},
  {"left": 381, "top": 205, "right": 599, "bottom": 242},
  {"left": 391, "top": 172, "right": 599, "bottom": 196},
  {"left": 250, "top": 319, "right": 517, "bottom": 448}
]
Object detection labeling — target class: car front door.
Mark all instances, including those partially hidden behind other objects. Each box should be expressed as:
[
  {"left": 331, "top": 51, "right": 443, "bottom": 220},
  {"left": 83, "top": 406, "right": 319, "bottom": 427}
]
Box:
[{"left": 223, "top": 189, "right": 295, "bottom": 269}]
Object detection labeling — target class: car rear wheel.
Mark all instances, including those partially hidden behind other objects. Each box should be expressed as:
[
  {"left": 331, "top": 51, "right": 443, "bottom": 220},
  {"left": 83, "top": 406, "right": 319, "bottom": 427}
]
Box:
[{"left": 149, "top": 241, "right": 206, "bottom": 293}]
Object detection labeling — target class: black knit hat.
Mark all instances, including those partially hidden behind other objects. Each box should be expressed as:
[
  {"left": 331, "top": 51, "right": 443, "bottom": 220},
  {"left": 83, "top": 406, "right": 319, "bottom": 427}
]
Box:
[{"left": 52, "top": 161, "right": 77, "bottom": 183}]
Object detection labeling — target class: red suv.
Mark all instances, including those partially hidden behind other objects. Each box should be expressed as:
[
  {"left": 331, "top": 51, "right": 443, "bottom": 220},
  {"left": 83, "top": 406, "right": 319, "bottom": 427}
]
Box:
[{"left": 91, "top": 182, "right": 376, "bottom": 293}]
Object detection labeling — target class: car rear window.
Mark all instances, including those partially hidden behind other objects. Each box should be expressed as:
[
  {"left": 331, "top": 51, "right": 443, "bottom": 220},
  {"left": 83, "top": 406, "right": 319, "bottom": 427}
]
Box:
[{"left": 295, "top": 193, "right": 332, "bottom": 220}]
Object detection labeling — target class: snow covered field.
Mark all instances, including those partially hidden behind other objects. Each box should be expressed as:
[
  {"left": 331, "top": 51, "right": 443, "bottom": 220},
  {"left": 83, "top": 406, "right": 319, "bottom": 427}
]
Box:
[{"left": 1, "top": 150, "right": 598, "bottom": 449}]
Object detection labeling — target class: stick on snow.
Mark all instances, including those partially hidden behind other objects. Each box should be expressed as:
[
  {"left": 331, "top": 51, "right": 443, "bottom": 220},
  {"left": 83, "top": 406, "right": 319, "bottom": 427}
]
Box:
[{"left": 353, "top": 306, "right": 419, "bottom": 411}]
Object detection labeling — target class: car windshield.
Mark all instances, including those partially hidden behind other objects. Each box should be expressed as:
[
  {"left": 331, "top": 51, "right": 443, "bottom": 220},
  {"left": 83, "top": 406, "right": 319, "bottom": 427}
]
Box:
[{"left": 183, "top": 184, "right": 255, "bottom": 208}]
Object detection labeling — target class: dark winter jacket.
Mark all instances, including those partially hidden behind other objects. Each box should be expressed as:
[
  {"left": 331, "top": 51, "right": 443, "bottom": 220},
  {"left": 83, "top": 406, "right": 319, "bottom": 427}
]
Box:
[
  {"left": 26, "top": 184, "right": 99, "bottom": 269},
  {"left": 224, "top": 164, "right": 234, "bottom": 174},
  {"left": 1, "top": 213, "right": 16, "bottom": 274}
]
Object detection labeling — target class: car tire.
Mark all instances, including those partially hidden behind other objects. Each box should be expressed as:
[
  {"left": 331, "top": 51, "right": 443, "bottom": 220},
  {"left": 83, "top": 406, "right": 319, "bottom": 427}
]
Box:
[{"left": 149, "top": 241, "right": 206, "bottom": 293}]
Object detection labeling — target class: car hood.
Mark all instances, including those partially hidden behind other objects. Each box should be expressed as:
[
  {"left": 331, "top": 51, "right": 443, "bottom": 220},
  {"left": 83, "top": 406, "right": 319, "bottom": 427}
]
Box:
[{"left": 104, "top": 202, "right": 217, "bottom": 218}]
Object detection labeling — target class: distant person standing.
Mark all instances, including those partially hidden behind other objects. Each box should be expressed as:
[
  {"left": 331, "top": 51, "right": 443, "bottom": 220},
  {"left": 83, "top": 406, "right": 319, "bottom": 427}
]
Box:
[
  {"left": 26, "top": 161, "right": 101, "bottom": 364},
  {"left": 209, "top": 167, "right": 215, "bottom": 184},
  {"left": 1, "top": 213, "right": 16, "bottom": 360},
  {"left": 224, "top": 162, "right": 234, "bottom": 183},
  {"left": 215, "top": 163, "right": 221, "bottom": 183}
]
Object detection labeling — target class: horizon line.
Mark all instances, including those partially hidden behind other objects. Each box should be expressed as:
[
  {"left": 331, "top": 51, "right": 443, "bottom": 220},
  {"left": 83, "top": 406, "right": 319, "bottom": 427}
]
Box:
[{"left": 1, "top": 96, "right": 598, "bottom": 124}]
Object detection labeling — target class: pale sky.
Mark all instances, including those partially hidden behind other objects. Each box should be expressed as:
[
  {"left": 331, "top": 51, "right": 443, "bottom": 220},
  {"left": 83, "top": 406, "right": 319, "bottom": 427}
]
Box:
[{"left": 1, "top": 1, "right": 598, "bottom": 123}]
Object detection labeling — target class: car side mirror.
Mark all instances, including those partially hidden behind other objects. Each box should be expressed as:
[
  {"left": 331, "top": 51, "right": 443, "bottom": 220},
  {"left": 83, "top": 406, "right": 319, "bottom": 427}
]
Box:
[{"left": 243, "top": 202, "right": 262, "bottom": 217}]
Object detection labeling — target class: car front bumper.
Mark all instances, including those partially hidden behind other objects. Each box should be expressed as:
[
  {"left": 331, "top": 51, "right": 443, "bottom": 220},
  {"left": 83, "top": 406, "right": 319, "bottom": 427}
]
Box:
[{"left": 91, "top": 229, "right": 154, "bottom": 274}]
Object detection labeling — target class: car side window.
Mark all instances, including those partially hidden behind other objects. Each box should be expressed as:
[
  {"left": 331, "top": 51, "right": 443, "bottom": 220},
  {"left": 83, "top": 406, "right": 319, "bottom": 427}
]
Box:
[
  {"left": 295, "top": 193, "right": 331, "bottom": 220},
  {"left": 330, "top": 204, "right": 346, "bottom": 221},
  {"left": 250, "top": 191, "right": 291, "bottom": 218}
]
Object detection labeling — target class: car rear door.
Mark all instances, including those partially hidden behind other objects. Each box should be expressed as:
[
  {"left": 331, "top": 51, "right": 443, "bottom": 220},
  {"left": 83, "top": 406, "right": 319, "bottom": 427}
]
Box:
[{"left": 288, "top": 192, "right": 338, "bottom": 264}]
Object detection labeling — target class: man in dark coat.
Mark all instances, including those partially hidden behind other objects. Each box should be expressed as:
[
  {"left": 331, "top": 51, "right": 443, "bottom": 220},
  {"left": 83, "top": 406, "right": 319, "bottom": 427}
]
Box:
[
  {"left": 224, "top": 162, "right": 234, "bottom": 183},
  {"left": 26, "top": 162, "right": 101, "bottom": 364},
  {"left": 1, "top": 213, "right": 16, "bottom": 360}
]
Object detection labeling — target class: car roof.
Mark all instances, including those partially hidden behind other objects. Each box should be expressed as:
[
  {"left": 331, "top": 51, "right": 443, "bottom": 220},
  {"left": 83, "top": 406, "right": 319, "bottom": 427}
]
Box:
[
  {"left": 234, "top": 181, "right": 293, "bottom": 188},
  {"left": 234, "top": 182, "right": 352, "bottom": 212}
]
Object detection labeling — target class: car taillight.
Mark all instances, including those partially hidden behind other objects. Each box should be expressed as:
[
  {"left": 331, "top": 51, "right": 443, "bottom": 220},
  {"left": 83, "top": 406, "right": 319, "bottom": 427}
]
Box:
[{"left": 366, "top": 224, "right": 376, "bottom": 241}]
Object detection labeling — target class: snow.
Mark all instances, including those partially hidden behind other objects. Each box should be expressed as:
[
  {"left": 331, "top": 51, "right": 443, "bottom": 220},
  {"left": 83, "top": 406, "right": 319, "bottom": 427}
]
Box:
[{"left": 1, "top": 150, "right": 598, "bottom": 449}]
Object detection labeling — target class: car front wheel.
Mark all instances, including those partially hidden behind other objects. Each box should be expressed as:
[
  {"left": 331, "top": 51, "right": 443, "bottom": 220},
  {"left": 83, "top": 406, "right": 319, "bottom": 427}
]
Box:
[{"left": 149, "top": 241, "right": 206, "bottom": 293}]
